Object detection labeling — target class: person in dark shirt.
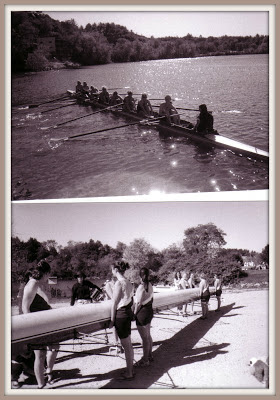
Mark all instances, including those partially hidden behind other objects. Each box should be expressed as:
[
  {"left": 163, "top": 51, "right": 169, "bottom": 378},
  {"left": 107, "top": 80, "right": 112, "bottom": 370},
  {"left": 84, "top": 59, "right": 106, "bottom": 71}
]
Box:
[
  {"left": 195, "top": 104, "right": 214, "bottom": 133},
  {"left": 70, "top": 272, "right": 102, "bottom": 306}
]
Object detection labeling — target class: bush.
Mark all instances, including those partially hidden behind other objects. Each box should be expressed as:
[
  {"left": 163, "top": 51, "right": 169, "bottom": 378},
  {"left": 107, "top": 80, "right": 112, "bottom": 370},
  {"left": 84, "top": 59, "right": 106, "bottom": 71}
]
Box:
[{"left": 25, "top": 50, "right": 49, "bottom": 71}]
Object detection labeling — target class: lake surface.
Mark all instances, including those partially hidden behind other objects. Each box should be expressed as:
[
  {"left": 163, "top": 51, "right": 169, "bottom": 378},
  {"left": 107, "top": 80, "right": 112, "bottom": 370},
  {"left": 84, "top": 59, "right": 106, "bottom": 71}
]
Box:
[{"left": 11, "top": 54, "right": 269, "bottom": 200}]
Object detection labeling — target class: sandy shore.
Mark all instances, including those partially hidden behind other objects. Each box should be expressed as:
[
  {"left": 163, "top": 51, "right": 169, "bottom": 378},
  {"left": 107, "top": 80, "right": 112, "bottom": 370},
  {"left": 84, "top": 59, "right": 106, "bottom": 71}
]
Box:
[{"left": 13, "top": 289, "right": 269, "bottom": 392}]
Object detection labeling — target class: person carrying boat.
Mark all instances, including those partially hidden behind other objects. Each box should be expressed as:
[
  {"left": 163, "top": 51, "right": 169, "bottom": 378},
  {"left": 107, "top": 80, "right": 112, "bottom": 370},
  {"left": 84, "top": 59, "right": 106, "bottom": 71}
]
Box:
[
  {"left": 109, "top": 91, "right": 123, "bottom": 106},
  {"left": 123, "top": 91, "right": 136, "bottom": 113},
  {"left": 99, "top": 86, "right": 110, "bottom": 105},
  {"left": 159, "top": 95, "right": 180, "bottom": 125},
  {"left": 137, "top": 93, "right": 154, "bottom": 118},
  {"left": 195, "top": 104, "right": 214, "bottom": 133}
]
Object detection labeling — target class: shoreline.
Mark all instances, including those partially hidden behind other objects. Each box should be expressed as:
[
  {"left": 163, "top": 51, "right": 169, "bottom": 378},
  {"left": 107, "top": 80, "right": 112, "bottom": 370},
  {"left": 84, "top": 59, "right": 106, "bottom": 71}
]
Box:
[{"left": 11, "top": 289, "right": 270, "bottom": 391}]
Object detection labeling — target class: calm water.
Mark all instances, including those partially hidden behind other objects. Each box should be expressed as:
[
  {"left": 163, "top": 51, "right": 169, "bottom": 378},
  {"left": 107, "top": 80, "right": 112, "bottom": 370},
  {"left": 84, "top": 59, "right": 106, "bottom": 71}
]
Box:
[{"left": 11, "top": 55, "right": 269, "bottom": 200}]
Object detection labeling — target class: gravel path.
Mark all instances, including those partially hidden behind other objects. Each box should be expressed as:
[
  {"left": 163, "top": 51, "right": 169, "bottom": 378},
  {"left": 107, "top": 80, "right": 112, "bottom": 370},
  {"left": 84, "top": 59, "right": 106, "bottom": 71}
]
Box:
[{"left": 13, "top": 289, "right": 269, "bottom": 392}]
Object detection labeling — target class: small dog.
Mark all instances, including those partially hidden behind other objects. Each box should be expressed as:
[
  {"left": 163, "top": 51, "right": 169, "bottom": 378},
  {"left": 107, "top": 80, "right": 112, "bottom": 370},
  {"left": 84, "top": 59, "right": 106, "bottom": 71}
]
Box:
[{"left": 249, "top": 357, "right": 269, "bottom": 387}]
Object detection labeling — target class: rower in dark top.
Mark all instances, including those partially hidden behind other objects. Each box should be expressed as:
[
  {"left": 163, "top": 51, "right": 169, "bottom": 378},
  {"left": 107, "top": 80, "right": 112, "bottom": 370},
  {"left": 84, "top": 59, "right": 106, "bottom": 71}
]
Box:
[
  {"left": 76, "top": 81, "right": 83, "bottom": 94},
  {"left": 70, "top": 272, "right": 102, "bottom": 306},
  {"left": 195, "top": 104, "right": 214, "bottom": 133},
  {"left": 137, "top": 93, "right": 153, "bottom": 117},
  {"left": 82, "top": 82, "right": 90, "bottom": 97},
  {"left": 89, "top": 86, "right": 99, "bottom": 101},
  {"left": 123, "top": 91, "right": 136, "bottom": 113},
  {"left": 109, "top": 91, "right": 123, "bottom": 106},
  {"left": 99, "top": 86, "right": 110, "bottom": 105}
]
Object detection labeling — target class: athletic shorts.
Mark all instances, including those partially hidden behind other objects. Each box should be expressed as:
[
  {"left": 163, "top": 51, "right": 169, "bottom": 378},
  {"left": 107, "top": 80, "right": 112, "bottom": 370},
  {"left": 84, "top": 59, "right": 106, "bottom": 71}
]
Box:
[
  {"left": 216, "top": 289, "right": 222, "bottom": 297},
  {"left": 136, "top": 300, "right": 153, "bottom": 327},
  {"left": 201, "top": 289, "right": 210, "bottom": 303},
  {"left": 115, "top": 301, "right": 133, "bottom": 339}
]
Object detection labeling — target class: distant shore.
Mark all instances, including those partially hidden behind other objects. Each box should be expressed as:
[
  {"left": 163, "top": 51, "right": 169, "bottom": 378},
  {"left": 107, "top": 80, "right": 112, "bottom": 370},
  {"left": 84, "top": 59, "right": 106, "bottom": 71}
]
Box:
[{"left": 12, "top": 289, "right": 270, "bottom": 392}]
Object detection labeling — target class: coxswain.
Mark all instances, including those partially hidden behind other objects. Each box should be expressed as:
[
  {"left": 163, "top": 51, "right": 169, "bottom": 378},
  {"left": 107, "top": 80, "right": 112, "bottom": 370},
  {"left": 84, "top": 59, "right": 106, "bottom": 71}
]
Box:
[
  {"left": 195, "top": 104, "right": 214, "bottom": 133},
  {"left": 109, "top": 91, "right": 123, "bottom": 106},
  {"left": 76, "top": 80, "right": 83, "bottom": 94},
  {"left": 98, "top": 86, "right": 110, "bottom": 105},
  {"left": 70, "top": 271, "right": 102, "bottom": 306},
  {"left": 137, "top": 93, "right": 154, "bottom": 117},
  {"left": 159, "top": 95, "right": 180, "bottom": 125},
  {"left": 123, "top": 91, "right": 136, "bottom": 113}
]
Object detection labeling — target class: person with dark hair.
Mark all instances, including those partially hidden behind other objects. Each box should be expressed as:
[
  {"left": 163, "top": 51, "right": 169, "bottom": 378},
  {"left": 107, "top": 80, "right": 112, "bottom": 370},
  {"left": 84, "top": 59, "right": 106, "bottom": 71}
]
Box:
[
  {"left": 195, "top": 104, "right": 214, "bottom": 133},
  {"left": 89, "top": 86, "right": 99, "bottom": 101},
  {"left": 187, "top": 272, "right": 196, "bottom": 315},
  {"left": 123, "top": 91, "right": 136, "bottom": 113},
  {"left": 70, "top": 272, "right": 102, "bottom": 306},
  {"left": 75, "top": 80, "right": 83, "bottom": 94},
  {"left": 133, "top": 268, "right": 154, "bottom": 367},
  {"left": 214, "top": 274, "right": 222, "bottom": 312},
  {"left": 179, "top": 271, "right": 188, "bottom": 317},
  {"left": 21, "top": 260, "right": 59, "bottom": 389},
  {"left": 109, "top": 91, "right": 123, "bottom": 106},
  {"left": 109, "top": 261, "right": 135, "bottom": 380},
  {"left": 137, "top": 93, "right": 153, "bottom": 117},
  {"left": 98, "top": 86, "right": 110, "bottom": 105},
  {"left": 199, "top": 272, "right": 210, "bottom": 320},
  {"left": 159, "top": 95, "right": 180, "bottom": 125}
]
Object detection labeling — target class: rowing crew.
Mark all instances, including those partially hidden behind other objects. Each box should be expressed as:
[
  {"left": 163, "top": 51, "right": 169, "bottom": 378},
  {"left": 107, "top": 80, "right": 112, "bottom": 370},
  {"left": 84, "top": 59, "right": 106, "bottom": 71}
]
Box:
[{"left": 75, "top": 81, "right": 214, "bottom": 133}]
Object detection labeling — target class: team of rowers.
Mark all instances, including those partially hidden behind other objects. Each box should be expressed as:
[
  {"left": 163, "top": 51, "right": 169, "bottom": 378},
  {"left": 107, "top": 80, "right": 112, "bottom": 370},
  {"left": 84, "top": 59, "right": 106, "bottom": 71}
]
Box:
[{"left": 75, "top": 81, "right": 214, "bottom": 133}]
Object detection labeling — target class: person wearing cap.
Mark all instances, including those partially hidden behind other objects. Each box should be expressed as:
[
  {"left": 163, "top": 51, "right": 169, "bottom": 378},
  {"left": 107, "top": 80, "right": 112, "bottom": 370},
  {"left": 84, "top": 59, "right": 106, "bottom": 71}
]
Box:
[
  {"left": 123, "top": 91, "right": 136, "bottom": 113},
  {"left": 70, "top": 272, "right": 102, "bottom": 306},
  {"left": 109, "top": 91, "right": 123, "bottom": 106},
  {"left": 98, "top": 86, "right": 110, "bottom": 105},
  {"left": 137, "top": 94, "right": 153, "bottom": 117},
  {"left": 159, "top": 95, "right": 180, "bottom": 125},
  {"left": 195, "top": 104, "right": 214, "bottom": 133}
]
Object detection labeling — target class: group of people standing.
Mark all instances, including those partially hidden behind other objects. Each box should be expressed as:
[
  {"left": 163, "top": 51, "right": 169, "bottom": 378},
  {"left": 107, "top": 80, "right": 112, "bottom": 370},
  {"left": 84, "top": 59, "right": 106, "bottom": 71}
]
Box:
[
  {"left": 13, "top": 259, "right": 223, "bottom": 387},
  {"left": 75, "top": 81, "right": 214, "bottom": 132}
]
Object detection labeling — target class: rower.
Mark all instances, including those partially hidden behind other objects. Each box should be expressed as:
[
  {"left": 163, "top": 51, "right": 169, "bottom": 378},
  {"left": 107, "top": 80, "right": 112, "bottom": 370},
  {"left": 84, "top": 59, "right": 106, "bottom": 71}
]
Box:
[
  {"left": 76, "top": 81, "right": 83, "bottom": 94},
  {"left": 82, "top": 82, "right": 90, "bottom": 97},
  {"left": 89, "top": 86, "right": 99, "bottom": 101},
  {"left": 109, "top": 91, "right": 123, "bottom": 106},
  {"left": 99, "top": 86, "right": 110, "bottom": 105},
  {"left": 123, "top": 91, "right": 136, "bottom": 113},
  {"left": 159, "top": 95, "right": 180, "bottom": 125},
  {"left": 137, "top": 93, "right": 153, "bottom": 117},
  {"left": 195, "top": 104, "right": 214, "bottom": 133}
]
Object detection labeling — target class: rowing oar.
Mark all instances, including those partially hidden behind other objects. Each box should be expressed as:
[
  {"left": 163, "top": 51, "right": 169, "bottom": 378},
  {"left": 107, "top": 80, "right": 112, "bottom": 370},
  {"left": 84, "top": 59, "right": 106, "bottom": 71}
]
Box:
[
  {"left": 152, "top": 105, "right": 200, "bottom": 112},
  {"left": 48, "top": 116, "right": 166, "bottom": 148},
  {"left": 40, "top": 101, "right": 77, "bottom": 114},
  {"left": 27, "top": 95, "right": 70, "bottom": 109},
  {"left": 51, "top": 103, "right": 124, "bottom": 128}
]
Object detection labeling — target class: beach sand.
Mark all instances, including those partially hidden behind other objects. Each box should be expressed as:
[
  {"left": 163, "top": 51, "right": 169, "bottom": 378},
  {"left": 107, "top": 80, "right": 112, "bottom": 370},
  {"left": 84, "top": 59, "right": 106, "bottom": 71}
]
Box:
[{"left": 13, "top": 289, "right": 269, "bottom": 391}]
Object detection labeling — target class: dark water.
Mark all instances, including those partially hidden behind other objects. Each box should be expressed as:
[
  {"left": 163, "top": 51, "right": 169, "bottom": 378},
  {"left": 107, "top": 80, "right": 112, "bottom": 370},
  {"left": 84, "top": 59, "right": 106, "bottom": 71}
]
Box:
[{"left": 11, "top": 55, "right": 269, "bottom": 200}]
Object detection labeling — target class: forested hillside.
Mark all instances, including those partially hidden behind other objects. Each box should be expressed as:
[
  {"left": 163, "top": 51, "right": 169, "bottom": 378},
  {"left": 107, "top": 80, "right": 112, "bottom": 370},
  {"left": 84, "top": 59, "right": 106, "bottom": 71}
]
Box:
[{"left": 11, "top": 11, "right": 269, "bottom": 72}]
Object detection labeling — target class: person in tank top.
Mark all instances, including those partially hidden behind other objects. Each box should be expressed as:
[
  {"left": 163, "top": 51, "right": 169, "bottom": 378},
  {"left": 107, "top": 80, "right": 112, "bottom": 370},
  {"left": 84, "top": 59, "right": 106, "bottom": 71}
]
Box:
[
  {"left": 109, "top": 261, "right": 135, "bottom": 380},
  {"left": 199, "top": 272, "right": 210, "bottom": 320},
  {"left": 21, "top": 261, "right": 59, "bottom": 389},
  {"left": 214, "top": 273, "right": 222, "bottom": 311},
  {"left": 133, "top": 267, "right": 154, "bottom": 367}
]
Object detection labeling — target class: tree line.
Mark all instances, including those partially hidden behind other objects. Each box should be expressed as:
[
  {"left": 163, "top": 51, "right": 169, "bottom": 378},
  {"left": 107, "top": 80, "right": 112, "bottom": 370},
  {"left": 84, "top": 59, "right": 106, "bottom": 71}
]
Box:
[
  {"left": 11, "top": 223, "right": 269, "bottom": 286},
  {"left": 11, "top": 11, "right": 269, "bottom": 72}
]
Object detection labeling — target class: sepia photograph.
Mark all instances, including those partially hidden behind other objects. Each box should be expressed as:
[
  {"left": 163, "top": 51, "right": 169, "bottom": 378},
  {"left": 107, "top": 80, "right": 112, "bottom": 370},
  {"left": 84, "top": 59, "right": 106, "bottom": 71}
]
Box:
[
  {"left": 9, "top": 7, "right": 270, "bottom": 200},
  {"left": 9, "top": 200, "right": 269, "bottom": 392}
]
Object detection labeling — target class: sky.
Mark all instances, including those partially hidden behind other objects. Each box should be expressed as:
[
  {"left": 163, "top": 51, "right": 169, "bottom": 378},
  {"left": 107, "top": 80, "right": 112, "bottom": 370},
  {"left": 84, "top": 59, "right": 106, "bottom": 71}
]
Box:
[
  {"left": 44, "top": 10, "right": 269, "bottom": 38},
  {"left": 11, "top": 201, "right": 268, "bottom": 253}
]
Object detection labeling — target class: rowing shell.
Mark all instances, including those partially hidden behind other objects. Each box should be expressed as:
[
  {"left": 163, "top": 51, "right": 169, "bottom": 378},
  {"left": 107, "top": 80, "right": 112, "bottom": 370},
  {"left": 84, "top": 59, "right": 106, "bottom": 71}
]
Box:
[
  {"left": 11, "top": 287, "right": 213, "bottom": 354},
  {"left": 67, "top": 90, "right": 269, "bottom": 162}
]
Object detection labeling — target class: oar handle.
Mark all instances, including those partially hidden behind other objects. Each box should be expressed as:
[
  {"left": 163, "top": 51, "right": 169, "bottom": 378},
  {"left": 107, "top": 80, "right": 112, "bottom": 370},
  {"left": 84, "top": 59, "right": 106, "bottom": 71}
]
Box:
[{"left": 152, "top": 105, "right": 200, "bottom": 112}]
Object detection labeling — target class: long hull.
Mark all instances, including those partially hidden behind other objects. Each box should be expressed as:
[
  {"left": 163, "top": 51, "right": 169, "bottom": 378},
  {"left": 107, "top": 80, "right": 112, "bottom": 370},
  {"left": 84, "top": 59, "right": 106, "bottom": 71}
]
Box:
[
  {"left": 11, "top": 287, "right": 213, "bottom": 353},
  {"left": 67, "top": 90, "right": 269, "bottom": 162}
]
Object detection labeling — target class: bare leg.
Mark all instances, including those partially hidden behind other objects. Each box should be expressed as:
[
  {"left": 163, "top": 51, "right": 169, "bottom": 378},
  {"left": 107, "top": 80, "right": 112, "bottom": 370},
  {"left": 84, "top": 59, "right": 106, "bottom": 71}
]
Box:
[
  {"left": 45, "top": 345, "right": 59, "bottom": 382},
  {"left": 119, "top": 336, "right": 134, "bottom": 377},
  {"left": 137, "top": 325, "right": 150, "bottom": 362},
  {"left": 217, "top": 296, "right": 221, "bottom": 310},
  {"left": 33, "top": 349, "right": 46, "bottom": 388}
]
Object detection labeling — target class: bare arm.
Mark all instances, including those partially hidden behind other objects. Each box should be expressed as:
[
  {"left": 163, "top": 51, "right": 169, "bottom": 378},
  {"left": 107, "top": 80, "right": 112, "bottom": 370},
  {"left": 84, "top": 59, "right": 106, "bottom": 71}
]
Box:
[
  {"left": 22, "top": 280, "right": 38, "bottom": 314},
  {"left": 109, "top": 281, "right": 122, "bottom": 326},
  {"left": 133, "top": 286, "right": 145, "bottom": 315}
]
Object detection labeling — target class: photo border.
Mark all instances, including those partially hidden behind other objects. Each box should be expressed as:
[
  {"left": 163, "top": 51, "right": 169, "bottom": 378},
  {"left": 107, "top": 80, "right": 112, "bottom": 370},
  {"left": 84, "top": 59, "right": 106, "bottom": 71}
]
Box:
[{"left": 1, "top": 0, "right": 278, "bottom": 398}]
